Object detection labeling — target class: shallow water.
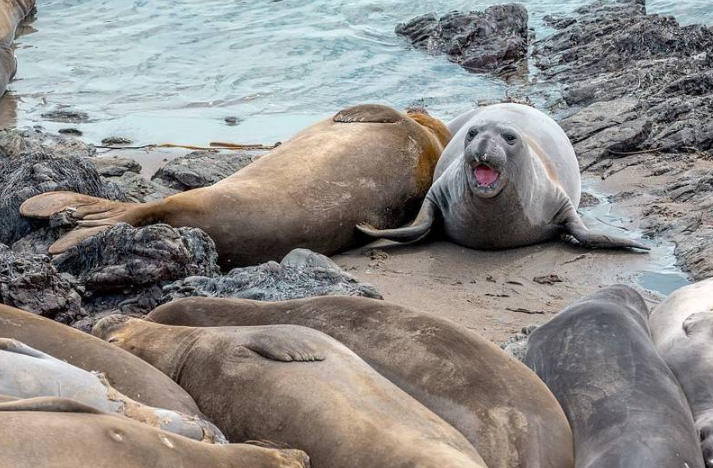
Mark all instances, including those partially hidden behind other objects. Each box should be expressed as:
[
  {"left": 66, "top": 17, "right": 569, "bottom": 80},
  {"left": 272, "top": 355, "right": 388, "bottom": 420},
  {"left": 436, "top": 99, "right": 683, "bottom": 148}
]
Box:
[
  {"left": 580, "top": 181, "right": 691, "bottom": 297},
  {"left": 7, "top": 0, "right": 713, "bottom": 145}
]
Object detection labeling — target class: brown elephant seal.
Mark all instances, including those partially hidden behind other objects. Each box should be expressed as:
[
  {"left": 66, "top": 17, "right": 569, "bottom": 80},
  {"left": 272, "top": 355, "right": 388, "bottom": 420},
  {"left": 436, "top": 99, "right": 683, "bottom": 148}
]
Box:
[
  {"left": 650, "top": 278, "right": 713, "bottom": 466},
  {"left": 0, "top": 338, "right": 224, "bottom": 443},
  {"left": 0, "top": 0, "right": 34, "bottom": 95},
  {"left": 148, "top": 295, "right": 573, "bottom": 468},
  {"left": 20, "top": 104, "right": 451, "bottom": 268},
  {"left": 525, "top": 286, "right": 703, "bottom": 468},
  {"left": 357, "top": 103, "right": 648, "bottom": 251},
  {"left": 0, "top": 304, "right": 199, "bottom": 415},
  {"left": 0, "top": 396, "right": 309, "bottom": 468},
  {"left": 93, "top": 316, "right": 488, "bottom": 468}
]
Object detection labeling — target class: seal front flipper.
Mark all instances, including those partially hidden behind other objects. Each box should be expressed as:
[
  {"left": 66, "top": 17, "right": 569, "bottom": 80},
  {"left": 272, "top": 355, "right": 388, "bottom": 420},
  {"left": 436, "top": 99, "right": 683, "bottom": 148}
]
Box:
[
  {"left": 356, "top": 198, "right": 438, "bottom": 243},
  {"left": 557, "top": 201, "right": 650, "bottom": 251},
  {"left": 20, "top": 191, "right": 151, "bottom": 254},
  {"left": 243, "top": 327, "right": 327, "bottom": 362}
]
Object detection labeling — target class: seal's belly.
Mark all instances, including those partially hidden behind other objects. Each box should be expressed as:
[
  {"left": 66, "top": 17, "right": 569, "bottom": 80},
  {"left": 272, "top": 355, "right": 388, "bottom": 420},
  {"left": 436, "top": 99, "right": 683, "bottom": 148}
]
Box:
[{"left": 443, "top": 205, "right": 559, "bottom": 250}]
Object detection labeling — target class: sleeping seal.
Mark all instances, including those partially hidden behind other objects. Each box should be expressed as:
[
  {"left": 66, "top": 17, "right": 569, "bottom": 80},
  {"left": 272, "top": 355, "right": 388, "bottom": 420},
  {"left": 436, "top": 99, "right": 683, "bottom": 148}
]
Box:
[
  {"left": 525, "top": 285, "right": 703, "bottom": 468},
  {"left": 20, "top": 104, "right": 451, "bottom": 268},
  {"left": 357, "top": 103, "right": 648, "bottom": 251},
  {"left": 0, "top": 338, "right": 224, "bottom": 443},
  {"left": 0, "top": 397, "right": 309, "bottom": 468},
  {"left": 649, "top": 278, "right": 713, "bottom": 467},
  {"left": 148, "top": 295, "right": 574, "bottom": 468},
  {"left": 0, "top": 304, "right": 200, "bottom": 415},
  {"left": 93, "top": 316, "right": 488, "bottom": 468}
]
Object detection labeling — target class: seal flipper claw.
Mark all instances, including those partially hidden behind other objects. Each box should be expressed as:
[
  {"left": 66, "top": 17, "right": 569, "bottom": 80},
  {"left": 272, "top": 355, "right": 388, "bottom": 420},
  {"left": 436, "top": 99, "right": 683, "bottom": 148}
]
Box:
[
  {"left": 244, "top": 328, "right": 326, "bottom": 362},
  {"left": 356, "top": 198, "right": 437, "bottom": 243}
]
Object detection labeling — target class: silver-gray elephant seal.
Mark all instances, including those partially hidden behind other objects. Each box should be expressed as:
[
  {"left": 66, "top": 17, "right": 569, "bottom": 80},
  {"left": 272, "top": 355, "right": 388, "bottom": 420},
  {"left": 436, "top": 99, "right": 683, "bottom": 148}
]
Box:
[{"left": 358, "top": 103, "right": 648, "bottom": 251}]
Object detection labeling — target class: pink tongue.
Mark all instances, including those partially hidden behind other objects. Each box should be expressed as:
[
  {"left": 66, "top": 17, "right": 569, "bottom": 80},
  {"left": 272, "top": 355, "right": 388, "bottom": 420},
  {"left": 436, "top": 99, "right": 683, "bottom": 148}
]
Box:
[{"left": 474, "top": 165, "right": 499, "bottom": 186}]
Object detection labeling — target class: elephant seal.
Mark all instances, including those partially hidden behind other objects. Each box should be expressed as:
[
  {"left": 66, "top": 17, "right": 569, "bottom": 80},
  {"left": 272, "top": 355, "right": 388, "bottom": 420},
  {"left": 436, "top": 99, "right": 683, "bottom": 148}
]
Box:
[
  {"left": 650, "top": 278, "right": 713, "bottom": 466},
  {"left": 0, "top": 396, "right": 309, "bottom": 468},
  {"left": 0, "top": 304, "right": 199, "bottom": 415},
  {"left": 20, "top": 104, "right": 451, "bottom": 268},
  {"left": 524, "top": 285, "right": 703, "bottom": 468},
  {"left": 0, "top": 0, "right": 34, "bottom": 96},
  {"left": 148, "top": 295, "right": 573, "bottom": 468},
  {"left": 357, "top": 103, "right": 648, "bottom": 251},
  {"left": 0, "top": 338, "right": 224, "bottom": 443},
  {"left": 93, "top": 317, "right": 488, "bottom": 468}
]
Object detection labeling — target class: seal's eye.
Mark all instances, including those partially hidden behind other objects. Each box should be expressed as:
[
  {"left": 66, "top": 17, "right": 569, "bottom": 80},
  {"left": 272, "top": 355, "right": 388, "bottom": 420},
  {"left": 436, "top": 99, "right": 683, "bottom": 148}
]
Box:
[
  {"left": 467, "top": 128, "right": 479, "bottom": 140},
  {"left": 503, "top": 133, "right": 517, "bottom": 144}
]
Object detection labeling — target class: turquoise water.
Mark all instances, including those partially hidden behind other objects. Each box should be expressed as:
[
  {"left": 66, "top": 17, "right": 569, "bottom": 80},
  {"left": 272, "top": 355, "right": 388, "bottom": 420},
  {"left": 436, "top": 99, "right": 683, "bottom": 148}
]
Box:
[{"left": 8, "top": 0, "right": 712, "bottom": 145}]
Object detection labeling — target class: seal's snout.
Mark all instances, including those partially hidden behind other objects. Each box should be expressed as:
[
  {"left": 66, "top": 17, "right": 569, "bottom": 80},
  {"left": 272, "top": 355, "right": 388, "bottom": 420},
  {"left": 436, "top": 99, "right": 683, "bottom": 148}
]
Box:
[{"left": 463, "top": 128, "right": 507, "bottom": 198}]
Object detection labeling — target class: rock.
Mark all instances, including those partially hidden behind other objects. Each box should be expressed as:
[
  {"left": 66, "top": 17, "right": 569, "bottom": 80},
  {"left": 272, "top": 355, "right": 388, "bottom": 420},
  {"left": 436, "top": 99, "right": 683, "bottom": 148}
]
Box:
[
  {"left": 90, "top": 156, "right": 178, "bottom": 203},
  {"left": 499, "top": 325, "right": 538, "bottom": 361},
  {"left": 224, "top": 116, "right": 241, "bottom": 126},
  {"left": 0, "top": 244, "right": 85, "bottom": 324},
  {"left": 0, "top": 128, "right": 126, "bottom": 247},
  {"left": 101, "top": 137, "right": 133, "bottom": 146},
  {"left": 162, "top": 248, "right": 382, "bottom": 303},
  {"left": 395, "top": 4, "right": 530, "bottom": 74},
  {"left": 51, "top": 223, "right": 220, "bottom": 329},
  {"left": 152, "top": 150, "right": 259, "bottom": 191},
  {"left": 578, "top": 192, "right": 600, "bottom": 208},
  {"left": 104, "top": 172, "right": 178, "bottom": 203},
  {"left": 92, "top": 156, "right": 142, "bottom": 177},
  {"left": 41, "top": 109, "right": 89, "bottom": 124},
  {"left": 535, "top": 0, "right": 713, "bottom": 155},
  {"left": 58, "top": 128, "right": 83, "bottom": 136}
]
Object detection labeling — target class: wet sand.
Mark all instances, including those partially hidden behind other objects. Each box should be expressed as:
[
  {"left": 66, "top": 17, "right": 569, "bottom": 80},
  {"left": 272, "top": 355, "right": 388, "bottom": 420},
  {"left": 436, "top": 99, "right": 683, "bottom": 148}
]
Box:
[{"left": 334, "top": 172, "right": 672, "bottom": 343}]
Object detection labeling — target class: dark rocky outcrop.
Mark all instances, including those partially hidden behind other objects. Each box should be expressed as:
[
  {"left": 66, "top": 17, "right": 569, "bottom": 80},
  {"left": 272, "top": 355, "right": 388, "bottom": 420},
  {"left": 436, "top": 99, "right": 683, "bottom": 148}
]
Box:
[
  {"left": 93, "top": 156, "right": 178, "bottom": 202},
  {"left": 536, "top": 0, "right": 713, "bottom": 167},
  {"left": 162, "top": 248, "right": 382, "bottom": 303},
  {"left": 152, "top": 150, "right": 260, "bottom": 191},
  {"left": 396, "top": 4, "right": 530, "bottom": 74},
  {"left": 52, "top": 223, "right": 220, "bottom": 330},
  {"left": 0, "top": 244, "right": 85, "bottom": 324},
  {"left": 531, "top": 0, "right": 713, "bottom": 281},
  {"left": 0, "top": 128, "right": 126, "bottom": 247}
]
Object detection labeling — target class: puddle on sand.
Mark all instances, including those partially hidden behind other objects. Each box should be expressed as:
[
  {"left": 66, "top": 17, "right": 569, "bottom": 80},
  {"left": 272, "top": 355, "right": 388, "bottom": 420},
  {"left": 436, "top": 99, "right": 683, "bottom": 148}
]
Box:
[{"left": 579, "top": 180, "right": 691, "bottom": 297}]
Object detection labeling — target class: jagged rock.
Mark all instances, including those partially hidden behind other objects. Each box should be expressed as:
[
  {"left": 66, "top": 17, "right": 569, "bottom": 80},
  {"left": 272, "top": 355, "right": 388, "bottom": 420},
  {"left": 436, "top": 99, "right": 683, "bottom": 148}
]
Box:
[
  {"left": 92, "top": 156, "right": 142, "bottom": 178},
  {"left": 162, "top": 248, "right": 382, "bottom": 303},
  {"left": 101, "top": 137, "right": 133, "bottom": 146},
  {"left": 395, "top": 4, "right": 530, "bottom": 74},
  {"left": 0, "top": 128, "right": 126, "bottom": 247},
  {"left": 52, "top": 223, "right": 220, "bottom": 329},
  {"left": 90, "top": 156, "right": 178, "bottom": 203},
  {"left": 152, "top": 150, "right": 259, "bottom": 191},
  {"left": 40, "top": 109, "right": 89, "bottom": 124},
  {"left": 0, "top": 244, "right": 85, "bottom": 324},
  {"left": 535, "top": 0, "right": 713, "bottom": 155}
]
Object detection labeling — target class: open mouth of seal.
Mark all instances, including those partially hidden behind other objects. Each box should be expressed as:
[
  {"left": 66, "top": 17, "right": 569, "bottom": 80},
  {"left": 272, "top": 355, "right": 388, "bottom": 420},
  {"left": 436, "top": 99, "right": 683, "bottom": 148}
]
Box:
[{"left": 473, "top": 164, "right": 500, "bottom": 187}]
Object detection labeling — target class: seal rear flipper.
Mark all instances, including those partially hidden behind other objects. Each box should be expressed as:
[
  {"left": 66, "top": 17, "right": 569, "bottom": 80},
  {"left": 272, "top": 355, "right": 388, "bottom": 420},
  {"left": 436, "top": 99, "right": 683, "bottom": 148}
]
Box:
[
  {"left": 244, "top": 328, "right": 327, "bottom": 362},
  {"left": 21, "top": 191, "right": 148, "bottom": 254},
  {"left": 48, "top": 225, "right": 113, "bottom": 254},
  {"left": 356, "top": 198, "right": 437, "bottom": 243},
  {"left": 558, "top": 202, "right": 650, "bottom": 251}
]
